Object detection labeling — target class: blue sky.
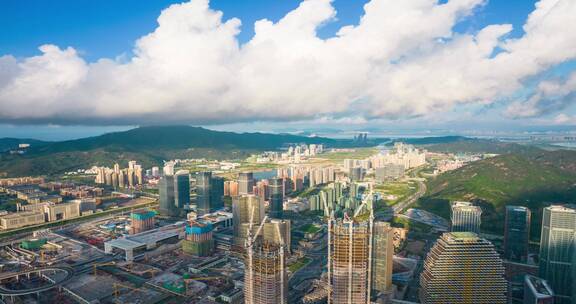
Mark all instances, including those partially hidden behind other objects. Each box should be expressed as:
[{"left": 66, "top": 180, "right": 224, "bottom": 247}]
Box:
[
  {"left": 1, "top": 0, "right": 575, "bottom": 140},
  {"left": 0, "top": 0, "right": 537, "bottom": 60}
]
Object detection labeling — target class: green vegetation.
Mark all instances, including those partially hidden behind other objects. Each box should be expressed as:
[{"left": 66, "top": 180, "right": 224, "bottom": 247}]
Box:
[
  {"left": 0, "top": 193, "right": 24, "bottom": 212},
  {"left": 416, "top": 151, "right": 576, "bottom": 239},
  {"left": 299, "top": 224, "right": 322, "bottom": 234},
  {"left": 309, "top": 147, "right": 379, "bottom": 165},
  {"left": 0, "top": 126, "right": 342, "bottom": 177},
  {"left": 289, "top": 257, "right": 312, "bottom": 272},
  {"left": 392, "top": 216, "right": 433, "bottom": 233},
  {"left": 374, "top": 181, "right": 418, "bottom": 207}
]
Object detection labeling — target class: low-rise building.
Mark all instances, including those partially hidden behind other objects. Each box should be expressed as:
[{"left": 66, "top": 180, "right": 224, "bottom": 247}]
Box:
[{"left": 0, "top": 211, "right": 45, "bottom": 230}]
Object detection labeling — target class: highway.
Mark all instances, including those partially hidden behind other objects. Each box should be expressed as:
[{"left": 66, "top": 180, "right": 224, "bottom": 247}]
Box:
[
  {"left": 0, "top": 266, "right": 75, "bottom": 296},
  {"left": 392, "top": 167, "right": 427, "bottom": 215}
]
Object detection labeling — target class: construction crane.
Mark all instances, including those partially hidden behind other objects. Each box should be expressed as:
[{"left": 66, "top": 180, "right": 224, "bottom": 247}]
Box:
[
  {"left": 93, "top": 261, "right": 116, "bottom": 276},
  {"left": 113, "top": 283, "right": 142, "bottom": 299}
]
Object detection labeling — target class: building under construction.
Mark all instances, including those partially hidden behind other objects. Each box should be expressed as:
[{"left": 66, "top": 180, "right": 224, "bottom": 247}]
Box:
[
  {"left": 129, "top": 210, "right": 156, "bottom": 235},
  {"left": 182, "top": 221, "right": 214, "bottom": 256},
  {"left": 326, "top": 190, "right": 394, "bottom": 304},
  {"left": 244, "top": 216, "right": 288, "bottom": 304}
]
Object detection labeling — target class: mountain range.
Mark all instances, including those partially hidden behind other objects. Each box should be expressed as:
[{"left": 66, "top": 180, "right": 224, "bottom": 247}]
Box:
[{"left": 0, "top": 125, "right": 341, "bottom": 177}]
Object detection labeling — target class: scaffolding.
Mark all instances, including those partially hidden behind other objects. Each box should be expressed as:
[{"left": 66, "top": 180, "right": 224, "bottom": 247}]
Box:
[
  {"left": 327, "top": 188, "right": 376, "bottom": 304},
  {"left": 244, "top": 215, "right": 287, "bottom": 304}
]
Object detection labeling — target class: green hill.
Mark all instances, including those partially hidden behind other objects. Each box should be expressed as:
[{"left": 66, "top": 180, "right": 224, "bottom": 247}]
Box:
[
  {"left": 0, "top": 138, "right": 50, "bottom": 152},
  {"left": 415, "top": 151, "right": 576, "bottom": 239},
  {"left": 0, "top": 126, "right": 340, "bottom": 177}
]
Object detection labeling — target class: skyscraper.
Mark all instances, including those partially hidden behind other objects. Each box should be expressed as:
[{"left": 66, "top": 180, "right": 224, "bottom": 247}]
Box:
[
  {"left": 328, "top": 213, "right": 372, "bottom": 304},
  {"left": 238, "top": 172, "right": 255, "bottom": 195},
  {"left": 262, "top": 218, "right": 291, "bottom": 253},
  {"left": 450, "top": 201, "right": 482, "bottom": 234},
  {"left": 244, "top": 216, "right": 287, "bottom": 304},
  {"left": 371, "top": 221, "right": 394, "bottom": 300},
  {"left": 268, "top": 178, "right": 284, "bottom": 219},
  {"left": 195, "top": 171, "right": 212, "bottom": 216},
  {"left": 232, "top": 194, "right": 265, "bottom": 247},
  {"left": 158, "top": 175, "right": 175, "bottom": 216},
  {"left": 174, "top": 171, "right": 190, "bottom": 209},
  {"left": 209, "top": 175, "right": 224, "bottom": 211},
  {"left": 420, "top": 232, "right": 507, "bottom": 304},
  {"left": 539, "top": 205, "right": 576, "bottom": 304},
  {"left": 504, "top": 206, "right": 531, "bottom": 262}
]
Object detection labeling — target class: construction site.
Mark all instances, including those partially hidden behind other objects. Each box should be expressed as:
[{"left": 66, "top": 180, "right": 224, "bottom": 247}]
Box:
[{"left": 0, "top": 208, "right": 247, "bottom": 304}]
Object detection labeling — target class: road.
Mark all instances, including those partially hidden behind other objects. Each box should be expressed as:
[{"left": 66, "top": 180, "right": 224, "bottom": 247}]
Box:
[{"left": 392, "top": 166, "right": 427, "bottom": 215}]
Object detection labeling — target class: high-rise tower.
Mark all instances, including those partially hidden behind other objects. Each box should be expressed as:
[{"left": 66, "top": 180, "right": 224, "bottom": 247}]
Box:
[
  {"left": 420, "top": 232, "right": 507, "bottom": 304},
  {"left": 450, "top": 201, "right": 482, "bottom": 234},
  {"left": 504, "top": 206, "right": 531, "bottom": 262},
  {"left": 174, "top": 171, "right": 190, "bottom": 210},
  {"left": 244, "top": 216, "right": 287, "bottom": 304},
  {"left": 269, "top": 178, "right": 284, "bottom": 219},
  {"left": 232, "top": 194, "right": 265, "bottom": 247},
  {"left": 158, "top": 175, "right": 175, "bottom": 216},
  {"left": 195, "top": 171, "right": 212, "bottom": 216},
  {"left": 238, "top": 172, "right": 255, "bottom": 195},
  {"left": 539, "top": 204, "right": 576, "bottom": 304}
]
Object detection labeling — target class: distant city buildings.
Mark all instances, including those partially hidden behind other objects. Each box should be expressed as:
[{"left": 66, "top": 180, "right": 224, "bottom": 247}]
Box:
[
  {"left": 539, "top": 205, "right": 576, "bottom": 304},
  {"left": 94, "top": 161, "right": 144, "bottom": 189},
  {"left": 504, "top": 206, "right": 531, "bottom": 262},
  {"left": 450, "top": 201, "right": 482, "bottom": 234},
  {"left": 238, "top": 172, "right": 255, "bottom": 195},
  {"left": 420, "top": 232, "right": 507, "bottom": 303}
]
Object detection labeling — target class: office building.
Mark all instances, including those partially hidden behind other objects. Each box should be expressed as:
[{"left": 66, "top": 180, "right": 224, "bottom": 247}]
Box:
[
  {"left": 174, "top": 171, "right": 190, "bottom": 209},
  {"left": 195, "top": 172, "right": 212, "bottom": 216},
  {"left": 269, "top": 178, "right": 284, "bottom": 219},
  {"left": 420, "top": 232, "right": 507, "bottom": 304},
  {"left": 158, "top": 175, "right": 175, "bottom": 216},
  {"left": 129, "top": 210, "right": 156, "bottom": 235},
  {"left": 238, "top": 172, "right": 255, "bottom": 195},
  {"left": 232, "top": 194, "right": 265, "bottom": 247},
  {"left": 504, "top": 206, "right": 531, "bottom": 262},
  {"left": 524, "top": 275, "right": 554, "bottom": 304},
  {"left": 539, "top": 205, "right": 576, "bottom": 304},
  {"left": 209, "top": 176, "right": 224, "bottom": 211},
  {"left": 450, "top": 201, "right": 482, "bottom": 234}
]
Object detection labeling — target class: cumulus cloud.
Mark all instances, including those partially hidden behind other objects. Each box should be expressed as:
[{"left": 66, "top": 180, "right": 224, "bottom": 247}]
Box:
[
  {"left": 506, "top": 71, "right": 576, "bottom": 118},
  {"left": 0, "top": 0, "right": 576, "bottom": 125}
]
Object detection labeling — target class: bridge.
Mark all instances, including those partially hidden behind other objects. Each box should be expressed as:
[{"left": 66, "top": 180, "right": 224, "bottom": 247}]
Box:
[{"left": 0, "top": 266, "right": 75, "bottom": 296}]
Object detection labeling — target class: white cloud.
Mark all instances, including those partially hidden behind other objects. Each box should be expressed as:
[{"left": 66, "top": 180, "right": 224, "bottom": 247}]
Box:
[
  {"left": 0, "top": 0, "right": 576, "bottom": 125},
  {"left": 506, "top": 71, "right": 576, "bottom": 118}
]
